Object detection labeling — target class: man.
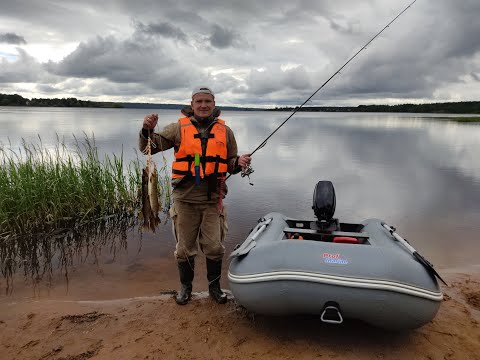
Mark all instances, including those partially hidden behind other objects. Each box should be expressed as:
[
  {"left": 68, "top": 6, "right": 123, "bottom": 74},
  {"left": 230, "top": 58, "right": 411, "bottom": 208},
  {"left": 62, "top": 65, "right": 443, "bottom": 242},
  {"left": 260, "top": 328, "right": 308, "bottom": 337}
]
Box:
[{"left": 139, "top": 86, "right": 251, "bottom": 305}]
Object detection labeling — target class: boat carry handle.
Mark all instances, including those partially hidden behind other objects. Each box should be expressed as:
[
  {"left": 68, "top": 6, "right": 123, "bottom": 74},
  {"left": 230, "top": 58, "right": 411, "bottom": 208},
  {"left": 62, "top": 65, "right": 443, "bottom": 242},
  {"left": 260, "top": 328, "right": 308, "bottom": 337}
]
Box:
[
  {"left": 250, "top": 218, "right": 273, "bottom": 241},
  {"left": 381, "top": 222, "right": 447, "bottom": 286},
  {"left": 320, "top": 302, "right": 343, "bottom": 324}
]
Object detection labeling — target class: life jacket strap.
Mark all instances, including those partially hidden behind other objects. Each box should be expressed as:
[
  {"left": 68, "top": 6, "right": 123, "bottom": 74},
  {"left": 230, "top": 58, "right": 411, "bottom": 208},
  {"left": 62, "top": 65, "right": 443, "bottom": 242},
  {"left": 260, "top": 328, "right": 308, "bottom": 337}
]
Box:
[
  {"left": 172, "top": 169, "right": 227, "bottom": 177},
  {"left": 175, "top": 156, "right": 228, "bottom": 164},
  {"left": 194, "top": 133, "right": 215, "bottom": 140},
  {"left": 172, "top": 169, "right": 192, "bottom": 176},
  {"left": 213, "top": 154, "right": 220, "bottom": 175}
]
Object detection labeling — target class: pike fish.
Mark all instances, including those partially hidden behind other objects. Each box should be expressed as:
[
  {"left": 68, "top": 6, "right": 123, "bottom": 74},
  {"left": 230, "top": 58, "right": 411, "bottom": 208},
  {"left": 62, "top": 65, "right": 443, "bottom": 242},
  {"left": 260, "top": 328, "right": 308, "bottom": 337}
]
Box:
[{"left": 141, "top": 138, "right": 161, "bottom": 232}]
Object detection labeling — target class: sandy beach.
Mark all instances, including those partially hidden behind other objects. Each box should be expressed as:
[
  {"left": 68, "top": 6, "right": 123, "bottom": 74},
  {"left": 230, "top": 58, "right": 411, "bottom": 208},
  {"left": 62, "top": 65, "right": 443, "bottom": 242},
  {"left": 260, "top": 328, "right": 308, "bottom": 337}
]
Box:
[{"left": 0, "top": 263, "right": 479, "bottom": 360}]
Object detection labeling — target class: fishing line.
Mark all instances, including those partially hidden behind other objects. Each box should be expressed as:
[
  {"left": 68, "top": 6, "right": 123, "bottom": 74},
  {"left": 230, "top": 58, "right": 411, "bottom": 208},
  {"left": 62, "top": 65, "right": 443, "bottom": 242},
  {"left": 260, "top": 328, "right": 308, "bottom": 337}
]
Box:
[{"left": 228, "top": 0, "right": 417, "bottom": 182}]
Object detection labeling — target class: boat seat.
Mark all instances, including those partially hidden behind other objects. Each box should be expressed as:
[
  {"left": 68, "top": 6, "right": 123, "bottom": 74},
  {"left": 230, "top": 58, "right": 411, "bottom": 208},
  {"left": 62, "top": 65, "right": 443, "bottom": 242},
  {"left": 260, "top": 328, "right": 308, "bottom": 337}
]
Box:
[
  {"left": 333, "top": 236, "right": 360, "bottom": 244},
  {"left": 283, "top": 228, "right": 368, "bottom": 243}
]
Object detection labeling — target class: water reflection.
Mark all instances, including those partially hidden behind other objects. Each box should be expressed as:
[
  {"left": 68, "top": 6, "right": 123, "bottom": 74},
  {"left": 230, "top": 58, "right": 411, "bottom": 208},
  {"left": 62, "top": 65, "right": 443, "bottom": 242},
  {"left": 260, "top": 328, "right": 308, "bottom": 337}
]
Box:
[
  {"left": 0, "top": 214, "right": 141, "bottom": 293},
  {"left": 225, "top": 112, "right": 480, "bottom": 269},
  {"left": 1, "top": 107, "right": 479, "bottom": 275}
]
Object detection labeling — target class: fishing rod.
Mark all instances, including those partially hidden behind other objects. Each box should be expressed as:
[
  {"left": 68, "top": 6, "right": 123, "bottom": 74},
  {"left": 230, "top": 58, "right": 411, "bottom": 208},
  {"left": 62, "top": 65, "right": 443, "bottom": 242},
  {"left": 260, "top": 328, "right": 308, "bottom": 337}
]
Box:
[{"left": 227, "top": 0, "right": 417, "bottom": 182}]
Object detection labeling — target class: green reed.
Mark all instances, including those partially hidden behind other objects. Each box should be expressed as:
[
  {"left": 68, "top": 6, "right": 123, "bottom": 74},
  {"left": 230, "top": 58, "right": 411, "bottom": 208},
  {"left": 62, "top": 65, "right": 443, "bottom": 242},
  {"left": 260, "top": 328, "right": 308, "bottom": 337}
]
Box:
[
  {"left": 449, "top": 116, "right": 480, "bottom": 123},
  {"left": 0, "top": 134, "right": 171, "bottom": 290},
  {"left": 0, "top": 134, "right": 143, "bottom": 236}
]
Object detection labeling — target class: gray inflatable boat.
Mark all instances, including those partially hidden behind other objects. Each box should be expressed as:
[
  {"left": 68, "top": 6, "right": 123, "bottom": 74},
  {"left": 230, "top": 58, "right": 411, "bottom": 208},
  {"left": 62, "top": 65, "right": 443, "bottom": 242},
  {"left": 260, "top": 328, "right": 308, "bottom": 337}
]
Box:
[{"left": 228, "top": 181, "right": 444, "bottom": 330}]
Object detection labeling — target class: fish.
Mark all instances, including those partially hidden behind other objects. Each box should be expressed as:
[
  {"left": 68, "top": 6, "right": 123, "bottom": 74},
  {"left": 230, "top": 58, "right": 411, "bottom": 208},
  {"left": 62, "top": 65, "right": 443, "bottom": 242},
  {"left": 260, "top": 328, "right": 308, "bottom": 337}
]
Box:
[
  {"left": 141, "top": 167, "right": 152, "bottom": 231},
  {"left": 141, "top": 139, "right": 161, "bottom": 232},
  {"left": 147, "top": 160, "right": 161, "bottom": 220}
]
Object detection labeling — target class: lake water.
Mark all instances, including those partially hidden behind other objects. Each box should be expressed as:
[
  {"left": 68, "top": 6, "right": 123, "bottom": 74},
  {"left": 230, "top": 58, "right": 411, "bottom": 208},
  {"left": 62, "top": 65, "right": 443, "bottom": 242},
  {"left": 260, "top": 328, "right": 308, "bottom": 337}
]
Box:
[{"left": 1, "top": 107, "right": 479, "bottom": 297}]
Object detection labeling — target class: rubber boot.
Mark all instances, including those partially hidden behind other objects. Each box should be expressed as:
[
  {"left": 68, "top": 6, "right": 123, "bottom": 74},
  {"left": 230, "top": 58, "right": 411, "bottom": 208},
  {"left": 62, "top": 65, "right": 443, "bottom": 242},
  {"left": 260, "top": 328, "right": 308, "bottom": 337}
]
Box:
[
  {"left": 206, "top": 258, "right": 227, "bottom": 304},
  {"left": 176, "top": 258, "right": 194, "bottom": 305}
]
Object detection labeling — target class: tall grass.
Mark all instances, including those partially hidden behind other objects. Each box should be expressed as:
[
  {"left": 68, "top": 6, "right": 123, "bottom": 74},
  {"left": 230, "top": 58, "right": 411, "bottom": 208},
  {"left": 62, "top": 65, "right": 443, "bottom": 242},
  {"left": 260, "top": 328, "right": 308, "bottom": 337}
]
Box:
[
  {"left": 0, "top": 134, "right": 141, "bottom": 235},
  {"left": 0, "top": 134, "right": 170, "bottom": 290},
  {"left": 449, "top": 116, "right": 480, "bottom": 123}
]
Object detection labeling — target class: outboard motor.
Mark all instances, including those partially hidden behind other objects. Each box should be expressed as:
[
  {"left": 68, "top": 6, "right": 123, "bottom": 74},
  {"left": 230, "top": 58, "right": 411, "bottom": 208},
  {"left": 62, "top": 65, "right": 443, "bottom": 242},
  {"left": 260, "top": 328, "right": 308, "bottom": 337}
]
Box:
[{"left": 312, "top": 180, "right": 338, "bottom": 230}]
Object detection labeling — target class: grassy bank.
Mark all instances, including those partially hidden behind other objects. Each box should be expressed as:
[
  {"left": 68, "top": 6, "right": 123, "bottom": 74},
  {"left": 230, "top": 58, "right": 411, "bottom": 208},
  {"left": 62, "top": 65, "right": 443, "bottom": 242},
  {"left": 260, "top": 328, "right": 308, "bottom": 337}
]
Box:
[
  {"left": 0, "top": 135, "right": 142, "bottom": 235},
  {"left": 447, "top": 116, "right": 480, "bottom": 123},
  {"left": 0, "top": 135, "right": 170, "bottom": 289}
]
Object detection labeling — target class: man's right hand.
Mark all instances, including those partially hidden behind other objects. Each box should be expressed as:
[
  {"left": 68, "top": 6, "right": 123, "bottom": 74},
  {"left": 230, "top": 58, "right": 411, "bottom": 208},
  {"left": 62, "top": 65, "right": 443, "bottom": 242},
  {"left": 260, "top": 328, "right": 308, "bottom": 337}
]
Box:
[{"left": 143, "top": 114, "right": 158, "bottom": 130}]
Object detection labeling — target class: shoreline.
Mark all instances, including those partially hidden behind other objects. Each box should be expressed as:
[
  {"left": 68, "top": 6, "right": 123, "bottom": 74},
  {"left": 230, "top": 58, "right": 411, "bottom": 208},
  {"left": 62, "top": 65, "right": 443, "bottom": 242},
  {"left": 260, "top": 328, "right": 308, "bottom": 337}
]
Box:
[{"left": 1, "top": 267, "right": 479, "bottom": 360}]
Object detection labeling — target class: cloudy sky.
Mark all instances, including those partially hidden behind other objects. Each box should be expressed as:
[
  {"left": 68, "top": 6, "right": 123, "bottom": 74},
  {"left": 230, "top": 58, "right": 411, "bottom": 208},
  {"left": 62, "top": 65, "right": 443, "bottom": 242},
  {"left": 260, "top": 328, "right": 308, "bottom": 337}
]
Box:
[{"left": 0, "top": 0, "right": 479, "bottom": 107}]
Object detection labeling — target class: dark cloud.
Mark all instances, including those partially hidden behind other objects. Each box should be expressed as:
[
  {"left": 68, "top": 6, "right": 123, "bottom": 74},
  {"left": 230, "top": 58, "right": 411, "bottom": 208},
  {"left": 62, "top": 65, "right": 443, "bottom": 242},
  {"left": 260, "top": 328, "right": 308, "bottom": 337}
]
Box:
[
  {"left": 45, "top": 34, "right": 197, "bottom": 92},
  {"left": 328, "top": 18, "right": 358, "bottom": 35},
  {"left": 133, "top": 20, "right": 188, "bottom": 42},
  {"left": 0, "top": 32, "right": 26, "bottom": 44},
  {"left": 209, "top": 25, "right": 241, "bottom": 49},
  {"left": 47, "top": 36, "right": 164, "bottom": 82},
  {"left": 115, "top": 0, "right": 327, "bottom": 26}
]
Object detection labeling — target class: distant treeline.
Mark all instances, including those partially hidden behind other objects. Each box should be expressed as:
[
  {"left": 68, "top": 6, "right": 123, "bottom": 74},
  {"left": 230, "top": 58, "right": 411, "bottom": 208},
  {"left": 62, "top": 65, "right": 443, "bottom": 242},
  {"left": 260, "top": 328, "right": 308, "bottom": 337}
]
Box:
[
  {"left": 2, "top": 93, "right": 479, "bottom": 113},
  {"left": 0, "top": 93, "right": 123, "bottom": 108},
  {"left": 0, "top": 94, "right": 256, "bottom": 111},
  {"left": 122, "top": 102, "right": 259, "bottom": 111},
  {"left": 270, "top": 101, "right": 480, "bottom": 114}
]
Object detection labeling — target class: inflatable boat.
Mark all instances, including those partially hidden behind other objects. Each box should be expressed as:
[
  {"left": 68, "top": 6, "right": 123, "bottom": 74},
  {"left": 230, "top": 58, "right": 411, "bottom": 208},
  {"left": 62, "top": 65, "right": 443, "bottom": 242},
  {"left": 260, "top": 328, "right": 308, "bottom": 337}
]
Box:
[{"left": 228, "top": 181, "right": 444, "bottom": 330}]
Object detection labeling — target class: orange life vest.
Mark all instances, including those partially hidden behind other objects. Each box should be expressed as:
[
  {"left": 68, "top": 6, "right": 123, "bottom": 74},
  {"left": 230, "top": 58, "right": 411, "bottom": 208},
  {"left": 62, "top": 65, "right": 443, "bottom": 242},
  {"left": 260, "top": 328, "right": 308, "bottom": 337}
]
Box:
[{"left": 172, "top": 117, "right": 228, "bottom": 180}]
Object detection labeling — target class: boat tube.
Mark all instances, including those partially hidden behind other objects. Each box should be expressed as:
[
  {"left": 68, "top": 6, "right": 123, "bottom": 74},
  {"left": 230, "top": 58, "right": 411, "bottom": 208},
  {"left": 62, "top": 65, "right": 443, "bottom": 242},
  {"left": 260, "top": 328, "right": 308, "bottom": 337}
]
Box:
[{"left": 228, "top": 181, "right": 443, "bottom": 330}]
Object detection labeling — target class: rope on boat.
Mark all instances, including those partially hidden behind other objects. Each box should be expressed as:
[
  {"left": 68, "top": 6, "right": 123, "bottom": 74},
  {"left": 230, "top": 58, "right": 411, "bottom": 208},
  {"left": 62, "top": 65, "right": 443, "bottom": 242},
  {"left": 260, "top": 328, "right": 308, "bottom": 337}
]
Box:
[{"left": 144, "top": 135, "right": 155, "bottom": 166}]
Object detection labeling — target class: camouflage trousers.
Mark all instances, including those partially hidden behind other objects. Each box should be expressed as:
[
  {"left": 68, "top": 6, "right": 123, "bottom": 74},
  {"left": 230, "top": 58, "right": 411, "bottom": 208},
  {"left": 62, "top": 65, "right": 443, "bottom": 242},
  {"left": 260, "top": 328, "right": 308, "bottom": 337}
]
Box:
[{"left": 169, "top": 200, "right": 228, "bottom": 262}]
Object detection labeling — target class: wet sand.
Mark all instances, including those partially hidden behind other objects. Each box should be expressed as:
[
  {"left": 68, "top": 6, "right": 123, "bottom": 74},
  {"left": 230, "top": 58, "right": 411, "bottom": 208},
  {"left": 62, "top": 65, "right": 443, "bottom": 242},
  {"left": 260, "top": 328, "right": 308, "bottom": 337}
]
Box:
[{"left": 0, "top": 261, "right": 479, "bottom": 360}]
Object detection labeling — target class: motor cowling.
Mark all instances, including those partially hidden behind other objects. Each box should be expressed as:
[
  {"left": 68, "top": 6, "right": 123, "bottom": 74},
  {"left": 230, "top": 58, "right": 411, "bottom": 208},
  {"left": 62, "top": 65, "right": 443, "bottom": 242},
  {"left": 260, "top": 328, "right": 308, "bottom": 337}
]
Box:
[{"left": 312, "top": 180, "right": 336, "bottom": 221}]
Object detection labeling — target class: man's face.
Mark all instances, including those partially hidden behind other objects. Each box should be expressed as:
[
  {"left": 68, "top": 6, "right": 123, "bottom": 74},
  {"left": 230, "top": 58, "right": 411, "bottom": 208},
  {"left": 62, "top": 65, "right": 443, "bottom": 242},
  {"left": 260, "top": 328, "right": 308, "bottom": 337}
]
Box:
[{"left": 191, "top": 93, "right": 215, "bottom": 119}]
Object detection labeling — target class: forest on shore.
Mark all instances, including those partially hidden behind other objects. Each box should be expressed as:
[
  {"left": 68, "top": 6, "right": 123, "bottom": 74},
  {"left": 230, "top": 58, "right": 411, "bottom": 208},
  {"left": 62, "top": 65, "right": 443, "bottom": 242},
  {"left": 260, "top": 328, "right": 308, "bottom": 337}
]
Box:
[
  {"left": 271, "top": 101, "right": 480, "bottom": 114},
  {"left": 1, "top": 93, "right": 479, "bottom": 114},
  {"left": 0, "top": 93, "right": 122, "bottom": 108}
]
